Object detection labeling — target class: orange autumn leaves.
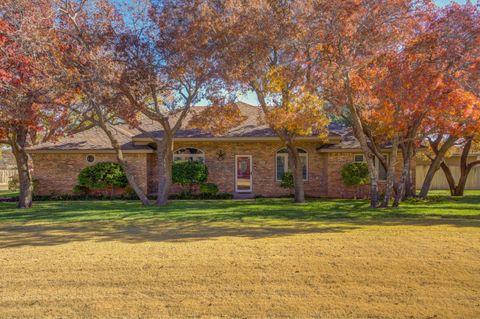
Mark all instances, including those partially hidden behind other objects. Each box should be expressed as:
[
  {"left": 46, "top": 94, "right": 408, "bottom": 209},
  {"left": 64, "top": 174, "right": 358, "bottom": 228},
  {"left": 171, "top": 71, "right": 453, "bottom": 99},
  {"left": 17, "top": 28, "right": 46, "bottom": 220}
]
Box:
[
  {"left": 261, "top": 67, "right": 328, "bottom": 138},
  {"left": 189, "top": 104, "right": 248, "bottom": 136}
]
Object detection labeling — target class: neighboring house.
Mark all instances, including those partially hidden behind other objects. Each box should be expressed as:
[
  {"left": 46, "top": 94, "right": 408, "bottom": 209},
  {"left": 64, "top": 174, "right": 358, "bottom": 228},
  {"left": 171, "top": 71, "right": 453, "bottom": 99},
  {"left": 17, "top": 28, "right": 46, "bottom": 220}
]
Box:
[
  {"left": 0, "top": 149, "right": 17, "bottom": 190},
  {"left": 416, "top": 154, "right": 480, "bottom": 190},
  {"left": 27, "top": 103, "right": 414, "bottom": 198}
]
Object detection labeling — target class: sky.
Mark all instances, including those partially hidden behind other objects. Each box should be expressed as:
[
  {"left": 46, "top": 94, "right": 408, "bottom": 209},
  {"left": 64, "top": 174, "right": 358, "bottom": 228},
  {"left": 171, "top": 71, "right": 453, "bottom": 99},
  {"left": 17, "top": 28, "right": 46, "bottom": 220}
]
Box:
[{"left": 227, "top": 0, "right": 469, "bottom": 106}]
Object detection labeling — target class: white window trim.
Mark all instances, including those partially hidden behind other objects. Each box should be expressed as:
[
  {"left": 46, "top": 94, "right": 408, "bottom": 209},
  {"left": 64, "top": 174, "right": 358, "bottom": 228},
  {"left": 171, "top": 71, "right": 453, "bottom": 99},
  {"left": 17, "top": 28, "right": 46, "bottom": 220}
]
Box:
[
  {"left": 276, "top": 149, "right": 308, "bottom": 182},
  {"left": 353, "top": 153, "right": 389, "bottom": 181},
  {"left": 173, "top": 147, "right": 205, "bottom": 162}
]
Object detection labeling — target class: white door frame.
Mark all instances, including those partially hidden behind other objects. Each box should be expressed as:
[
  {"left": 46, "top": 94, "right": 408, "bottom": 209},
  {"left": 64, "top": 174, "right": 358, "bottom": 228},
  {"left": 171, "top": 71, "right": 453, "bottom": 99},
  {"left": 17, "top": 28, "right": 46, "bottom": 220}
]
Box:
[{"left": 235, "top": 155, "right": 252, "bottom": 193}]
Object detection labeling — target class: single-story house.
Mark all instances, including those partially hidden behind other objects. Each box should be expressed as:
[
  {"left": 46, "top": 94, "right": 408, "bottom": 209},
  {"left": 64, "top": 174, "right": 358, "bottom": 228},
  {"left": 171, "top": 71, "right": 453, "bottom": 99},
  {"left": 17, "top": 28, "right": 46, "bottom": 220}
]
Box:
[{"left": 27, "top": 103, "right": 414, "bottom": 198}]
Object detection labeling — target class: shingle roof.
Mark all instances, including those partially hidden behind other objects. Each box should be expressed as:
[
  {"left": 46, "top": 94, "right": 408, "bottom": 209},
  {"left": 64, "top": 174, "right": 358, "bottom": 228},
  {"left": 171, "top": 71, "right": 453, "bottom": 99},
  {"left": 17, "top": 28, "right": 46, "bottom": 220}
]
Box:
[{"left": 28, "top": 103, "right": 348, "bottom": 152}]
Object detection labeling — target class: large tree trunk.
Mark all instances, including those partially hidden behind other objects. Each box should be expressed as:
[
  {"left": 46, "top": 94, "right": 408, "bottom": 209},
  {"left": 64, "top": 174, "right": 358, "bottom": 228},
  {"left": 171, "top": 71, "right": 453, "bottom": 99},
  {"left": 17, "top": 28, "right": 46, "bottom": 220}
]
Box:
[
  {"left": 381, "top": 134, "right": 399, "bottom": 207},
  {"left": 439, "top": 161, "right": 456, "bottom": 196},
  {"left": 453, "top": 167, "right": 471, "bottom": 196},
  {"left": 95, "top": 115, "right": 150, "bottom": 205},
  {"left": 453, "top": 138, "right": 473, "bottom": 197},
  {"left": 116, "top": 153, "right": 150, "bottom": 205},
  {"left": 156, "top": 135, "right": 174, "bottom": 206},
  {"left": 404, "top": 163, "right": 415, "bottom": 198},
  {"left": 393, "top": 151, "right": 412, "bottom": 207},
  {"left": 418, "top": 135, "right": 457, "bottom": 198},
  {"left": 440, "top": 137, "right": 480, "bottom": 197},
  {"left": 286, "top": 144, "right": 305, "bottom": 203},
  {"left": 344, "top": 73, "right": 378, "bottom": 207},
  {"left": 10, "top": 127, "right": 33, "bottom": 209}
]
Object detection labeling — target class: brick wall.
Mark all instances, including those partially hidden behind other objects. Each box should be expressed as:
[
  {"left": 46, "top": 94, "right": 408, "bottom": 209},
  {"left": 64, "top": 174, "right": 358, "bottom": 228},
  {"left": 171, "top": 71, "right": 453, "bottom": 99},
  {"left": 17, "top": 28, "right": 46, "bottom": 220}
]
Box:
[
  {"left": 31, "top": 153, "right": 148, "bottom": 196},
  {"left": 325, "top": 152, "right": 416, "bottom": 198},
  {"left": 30, "top": 144, "right": 416, "bottom": 199},
  {"left": 146, "top": 141, "right": 328, "bottom": 197}
]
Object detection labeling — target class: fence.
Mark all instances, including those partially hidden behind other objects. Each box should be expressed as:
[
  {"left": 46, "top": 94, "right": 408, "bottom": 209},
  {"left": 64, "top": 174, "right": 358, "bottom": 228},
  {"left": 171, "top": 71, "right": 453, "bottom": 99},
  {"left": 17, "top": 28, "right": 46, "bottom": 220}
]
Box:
[
  {"left": 416, "top": 165, "right": 480, "bottom": 190},
  {"left": 0, "top": 170, "right": 17, "bottom": 190}
]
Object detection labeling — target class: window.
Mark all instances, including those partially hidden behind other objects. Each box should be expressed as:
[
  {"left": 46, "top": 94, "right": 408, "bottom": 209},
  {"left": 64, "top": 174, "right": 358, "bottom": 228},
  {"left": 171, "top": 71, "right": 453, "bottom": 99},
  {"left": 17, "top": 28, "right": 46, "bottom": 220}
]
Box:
[
  {"left": 86, "top": 154, "right": 95, "bottom": 163},
  {"left": 354, "top": 154, "right": 365, "bottom": 163},
  {"left": 173, "top": 148, "right": 205, "bottom": 162},
  {"left": 276, "top": 148, "right": 308, "bottom": 181},
  {"left": 353, "top": 153, "right": 389, "bottom": 180}
]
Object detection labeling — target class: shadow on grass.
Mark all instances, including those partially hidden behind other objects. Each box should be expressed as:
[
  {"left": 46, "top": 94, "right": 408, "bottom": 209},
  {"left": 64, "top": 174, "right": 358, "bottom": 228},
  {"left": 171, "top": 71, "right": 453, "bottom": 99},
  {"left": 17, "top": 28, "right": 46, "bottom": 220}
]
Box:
[
  {"left": 0, "top": 221, "right": 356, "bottom": 248},
  {"left": 0, "top": 197, "right": 479, "bottom": 248}
]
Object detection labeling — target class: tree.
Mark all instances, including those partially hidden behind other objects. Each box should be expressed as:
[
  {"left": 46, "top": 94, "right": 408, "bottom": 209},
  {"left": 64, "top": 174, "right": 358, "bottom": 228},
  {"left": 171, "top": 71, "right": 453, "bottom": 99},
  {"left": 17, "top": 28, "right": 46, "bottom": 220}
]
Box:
[
  {"left": 431, "top": 136, "right": 480, "bottom": 197},
  {"left": 412, "top": 2, "right": 480, "bottom": 198},
  {"left": 116, "top": 0, "right": 231, "bottom": 206},
  {"left": 208, "top": 0, "right": 329, "bottom": 203},
  {"left": 54, "top": 0, "right": 150, "bottom": 205},
  {"left": 311, "top": 0, "right": 425, "bottom": 207},
  {"left": 0, "top": 0, "right": 71, "bottom": 208}
]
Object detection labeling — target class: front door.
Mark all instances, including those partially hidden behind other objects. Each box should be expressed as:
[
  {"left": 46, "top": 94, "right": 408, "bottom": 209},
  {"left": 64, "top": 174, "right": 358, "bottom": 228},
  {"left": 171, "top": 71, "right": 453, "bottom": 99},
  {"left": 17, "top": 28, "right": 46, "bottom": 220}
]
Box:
[{"left": 235, "top": 155, "right": 252, "bottom": 193}]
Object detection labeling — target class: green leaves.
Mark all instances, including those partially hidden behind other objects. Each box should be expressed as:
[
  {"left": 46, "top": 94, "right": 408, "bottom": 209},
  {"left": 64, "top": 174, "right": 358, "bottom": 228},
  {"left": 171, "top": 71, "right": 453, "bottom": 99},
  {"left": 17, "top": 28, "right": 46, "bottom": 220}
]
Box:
[
  {"left": 77, "top": 162, "right": 128, "bottom": 190},
  {"left": 172, "top": 160, "right": 208, "bottom": 189},
  {"left": 279, "top": 171, "right": 295, "bottom": 189},
  {"left": 341, "top": 162, "right": 369, "bottom": 187}
]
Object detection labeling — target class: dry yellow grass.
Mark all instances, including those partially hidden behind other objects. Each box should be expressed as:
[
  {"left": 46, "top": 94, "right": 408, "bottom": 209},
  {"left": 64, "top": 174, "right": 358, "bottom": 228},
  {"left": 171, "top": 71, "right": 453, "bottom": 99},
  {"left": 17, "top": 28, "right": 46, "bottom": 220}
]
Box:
[{"left": 0, "top": 218, "right": 479, "bottom": 318}]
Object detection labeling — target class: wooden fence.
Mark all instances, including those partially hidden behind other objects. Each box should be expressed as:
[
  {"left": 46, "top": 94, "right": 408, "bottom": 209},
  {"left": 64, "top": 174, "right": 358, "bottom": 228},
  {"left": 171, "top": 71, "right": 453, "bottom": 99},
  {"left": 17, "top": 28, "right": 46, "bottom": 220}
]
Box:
[
  {"left": 416, "top": 165, "right": 480, "bottom": 190},
  {"left": 0, "top": 169, "right": 17, "bottom": 190}
]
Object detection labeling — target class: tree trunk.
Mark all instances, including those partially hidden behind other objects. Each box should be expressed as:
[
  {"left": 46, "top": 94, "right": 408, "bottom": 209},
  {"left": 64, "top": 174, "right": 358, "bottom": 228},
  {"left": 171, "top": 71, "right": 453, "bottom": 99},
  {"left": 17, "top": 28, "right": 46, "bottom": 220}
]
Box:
[
  {"left": 453, "top": 168, "right": 471, "bottom": 196},
  {"left": 440, "top": 137, "right": 479, "bottom": 197},
  {"left": 440, "top": 161, "right": 456, "bottom": 196},
  {"left": 156, "top": 136, "right": 174, "bottom": 206},
  {"left": 381, "top": 134, "right": 399, "bottom": 207},
  {"left": 453, "top": 138, "right": 474, "bottom": 197},
  {"left": 418, "top": 135, "right": 457, "bottom": 198},
  {"left": 286, "top": 145, "right": 305, "bottom": 203},
  {"left": 393, "top": 154, "right": 411, "bottom": 208},
  {"left": 10, "top": 127, "right": 33, "bottom": 209},
  {"left": 94, "top": 115, "right": 150, "bottom": 205},
  {"left": 343, "top": 72, "right": 378, "bottom": 207},
  {"left": 392, "top": 141, "right": 415, "bottom": 207},
  {"left": 404, "top": 164, "right": 415, "bottom": 198}
]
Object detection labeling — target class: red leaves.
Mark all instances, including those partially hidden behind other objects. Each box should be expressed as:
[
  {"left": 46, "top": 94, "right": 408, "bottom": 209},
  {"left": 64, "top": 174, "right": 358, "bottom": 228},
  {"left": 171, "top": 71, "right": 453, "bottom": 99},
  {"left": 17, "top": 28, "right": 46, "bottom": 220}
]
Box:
[{"left": 0, "top": 0, "right": 71, "bottom": 145}]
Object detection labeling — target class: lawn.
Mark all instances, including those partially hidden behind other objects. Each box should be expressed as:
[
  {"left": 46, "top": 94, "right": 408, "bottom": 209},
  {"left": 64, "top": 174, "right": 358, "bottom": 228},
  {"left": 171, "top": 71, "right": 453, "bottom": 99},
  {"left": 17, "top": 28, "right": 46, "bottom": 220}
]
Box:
[
  {"left": 0, "top": 195, "right": 479, "bottom": 318},
  {"left": 0, "top": 189, "right": 18, "bottom": 198}
]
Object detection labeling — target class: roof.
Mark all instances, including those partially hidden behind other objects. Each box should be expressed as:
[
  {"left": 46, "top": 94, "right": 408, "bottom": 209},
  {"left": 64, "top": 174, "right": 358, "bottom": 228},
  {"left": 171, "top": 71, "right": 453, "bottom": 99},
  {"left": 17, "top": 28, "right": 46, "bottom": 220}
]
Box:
[{"left": 28, "top": 103, "right": 350, "bottom": 153}]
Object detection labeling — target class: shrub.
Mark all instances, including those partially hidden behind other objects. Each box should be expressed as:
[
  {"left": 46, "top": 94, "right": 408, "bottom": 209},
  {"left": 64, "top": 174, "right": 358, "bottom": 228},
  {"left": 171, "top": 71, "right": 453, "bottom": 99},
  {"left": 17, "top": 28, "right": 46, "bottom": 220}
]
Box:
[
  {"left": 279, "top": 171, "right": 294, "bottom": 190},
  {"left": 8, "top": 175, "right": 39, "bottom": 193},
  {"left": 172, "top": 160, "right": 208, "bottom": 193},
  {"left": 200, "top": 183, "right": 219, "bottom": 195},
  {"left": 76, "top": 162, "right": 128, "bottom": 196},
  {"left": 341, "top": 162, "right": 369, "bottom": 199},
  {"left": 73, "top": 184, "right": 89, "bottom": 195}
]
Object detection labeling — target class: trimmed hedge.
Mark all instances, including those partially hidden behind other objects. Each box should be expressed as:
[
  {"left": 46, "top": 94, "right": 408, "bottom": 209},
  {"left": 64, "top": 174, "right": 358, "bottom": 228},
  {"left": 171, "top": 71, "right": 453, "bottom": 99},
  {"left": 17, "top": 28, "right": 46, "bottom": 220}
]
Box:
[
  {"left": 199, "top": 183, "right": 219, "bottom": 195},
  {"left": 76, "top": 162, "right": 128, "bottom": 192},
  {"left": 24, "top": 192, "right": 233, "bottom": 202},
  {"left": 172, "top": 160, "right": 208, "bottom": 193}
]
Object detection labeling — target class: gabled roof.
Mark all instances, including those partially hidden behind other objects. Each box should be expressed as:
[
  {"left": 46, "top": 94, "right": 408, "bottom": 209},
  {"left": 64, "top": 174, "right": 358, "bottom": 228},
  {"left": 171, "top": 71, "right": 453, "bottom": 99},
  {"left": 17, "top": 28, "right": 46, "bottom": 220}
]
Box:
[{"left": 28, "top": 103, "right": 347, "bottom": 153}]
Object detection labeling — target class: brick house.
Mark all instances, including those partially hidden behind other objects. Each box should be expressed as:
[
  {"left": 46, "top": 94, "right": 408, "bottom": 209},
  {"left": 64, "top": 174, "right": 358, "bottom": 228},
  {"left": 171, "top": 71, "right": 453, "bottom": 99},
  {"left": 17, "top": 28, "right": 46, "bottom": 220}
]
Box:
[{"left": 27, "top": 103, "right": 414, "bottom": 198}]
